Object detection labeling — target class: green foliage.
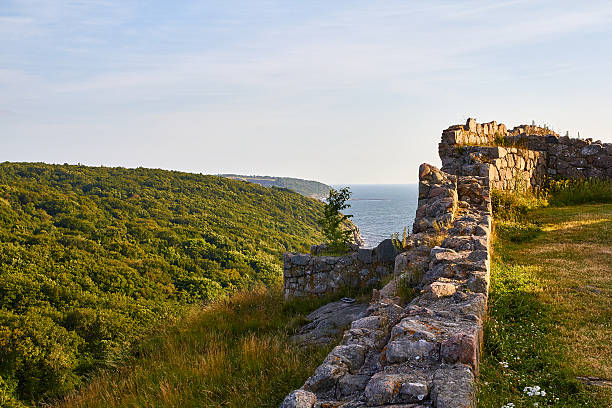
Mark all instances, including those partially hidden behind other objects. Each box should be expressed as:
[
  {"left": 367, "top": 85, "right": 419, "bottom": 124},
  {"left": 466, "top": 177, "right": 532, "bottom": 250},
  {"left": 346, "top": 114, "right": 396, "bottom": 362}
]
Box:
[
  {"left": 318, "top": 187, "right": 354, "bottom": 254},
  {"left": 220, "top": 175, "right": 331, "bottom": 199},
  {"left": 495, "top": 221, "right": 542, "bottom": 243},
  {"left": 391, "top": 227, "right": 408, "bottom": 252},
  {"left": 0, "top": 162, "right": 325, "bottom": 405},
  {"left": 547, "top": 178, "right": 612, "bottom": 206},
  {"left": 491, "top": 188, "right": 548, "bottom": 222},
  {"left": 54, "top": 287, "right": 334, "bottom": 408}
]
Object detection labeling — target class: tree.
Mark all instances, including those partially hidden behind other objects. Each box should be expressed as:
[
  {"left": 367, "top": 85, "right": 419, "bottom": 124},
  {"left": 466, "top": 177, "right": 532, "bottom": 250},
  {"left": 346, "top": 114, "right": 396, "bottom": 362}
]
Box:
[{"left": 318, "top": 187, "right": 354, "bottom": 254}]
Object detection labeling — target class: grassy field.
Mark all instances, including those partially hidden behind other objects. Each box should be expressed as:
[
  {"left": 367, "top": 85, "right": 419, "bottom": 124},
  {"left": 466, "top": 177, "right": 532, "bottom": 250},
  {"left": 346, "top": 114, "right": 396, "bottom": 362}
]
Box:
[
  {"left": 478, "top": 204, "right": 612, "bottom": 407},
  {"left": 50, "top": 287, "right": 335, "bottom": 408}
]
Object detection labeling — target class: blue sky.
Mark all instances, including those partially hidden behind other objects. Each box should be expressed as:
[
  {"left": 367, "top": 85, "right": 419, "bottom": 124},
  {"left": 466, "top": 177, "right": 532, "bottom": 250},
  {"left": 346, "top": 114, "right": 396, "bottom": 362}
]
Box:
[{"left": 2, "top": 1, "right": 612, "bottom": 183}]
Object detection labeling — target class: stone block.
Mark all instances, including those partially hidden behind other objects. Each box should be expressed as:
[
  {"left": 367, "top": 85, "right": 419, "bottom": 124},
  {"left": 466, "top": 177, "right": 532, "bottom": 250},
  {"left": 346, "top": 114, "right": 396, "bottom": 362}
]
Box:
[
  {"left": 357, "top": 248, "right": 373, "bottom": 263},
  {"left": 430, "top": 365, "right": 475, "bottom": 408},
  {"left": 280, "top": 389, "right": 317, "bottom": 408},
  {"left": 440, "top": 328, "right": 481, "bottom": 370},
  {"left": 364, "top": 373, "right": 429, "bottom": 405},
  {"left": 385, "top": 337, "right": 437, "bottom": 363}
]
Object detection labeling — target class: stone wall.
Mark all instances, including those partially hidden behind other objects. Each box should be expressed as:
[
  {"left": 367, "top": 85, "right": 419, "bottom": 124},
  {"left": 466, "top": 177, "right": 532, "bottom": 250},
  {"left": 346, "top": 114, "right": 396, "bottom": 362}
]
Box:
[
  {"left": 281, "top": 166, "right": 492, "bottom": 408},
  {"left": 440, "top": 118, "right": 612, "bottom": 186},
  {"left": 440, "top": 145, "right": 547, "bottom": 190},
  {"left": 280, "top": 118, "right": 611, "bottom": 408},
  {"left": 505, "top": 134, "right": 612, "bottom": 179},
  {"left": 283, "top": 240, "right": 397, "bottom": 299}
]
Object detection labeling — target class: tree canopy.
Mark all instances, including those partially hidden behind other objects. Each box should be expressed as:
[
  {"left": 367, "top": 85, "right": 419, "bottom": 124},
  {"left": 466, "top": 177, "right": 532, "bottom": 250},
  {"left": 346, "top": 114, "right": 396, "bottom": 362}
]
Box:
[{"left": 0, "top": 162, "right": 324, "bottom": 405}]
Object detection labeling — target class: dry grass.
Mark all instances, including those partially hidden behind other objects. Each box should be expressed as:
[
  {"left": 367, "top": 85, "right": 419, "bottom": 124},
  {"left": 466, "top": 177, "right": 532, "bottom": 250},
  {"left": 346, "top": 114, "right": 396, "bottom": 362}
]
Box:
[{"left": 49, "top": 287, "right": 335, "bottom": 408}]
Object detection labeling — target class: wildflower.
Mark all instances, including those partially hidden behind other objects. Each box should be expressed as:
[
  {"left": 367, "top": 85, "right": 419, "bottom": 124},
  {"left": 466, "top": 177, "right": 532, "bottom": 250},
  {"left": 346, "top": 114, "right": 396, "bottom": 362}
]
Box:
[
  {"left": 499, "top": 361, "right": 509, "bottom": 368},
  {"left": 523, "top": 385, "right": 545, "bottom": 397},
  {"left": 502, "top": 403, "right": 515, "bottom": 408}
]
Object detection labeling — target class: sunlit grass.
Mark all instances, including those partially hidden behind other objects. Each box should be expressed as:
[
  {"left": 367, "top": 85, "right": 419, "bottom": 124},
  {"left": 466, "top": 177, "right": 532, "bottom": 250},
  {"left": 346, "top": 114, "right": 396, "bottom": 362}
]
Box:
[{"left": 478, "top": 204, "right": 612, "bottom": 407}]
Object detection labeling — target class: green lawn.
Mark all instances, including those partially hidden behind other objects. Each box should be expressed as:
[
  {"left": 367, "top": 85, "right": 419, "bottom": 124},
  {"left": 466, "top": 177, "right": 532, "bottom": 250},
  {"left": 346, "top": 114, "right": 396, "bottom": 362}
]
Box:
[{"left": 478, "top": 204, "right": 612, "bottom": 407}]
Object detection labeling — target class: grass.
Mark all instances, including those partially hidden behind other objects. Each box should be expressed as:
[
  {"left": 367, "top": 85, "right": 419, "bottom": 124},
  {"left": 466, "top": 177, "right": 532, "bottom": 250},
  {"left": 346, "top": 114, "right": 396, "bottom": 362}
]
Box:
[
  {"left": 50, "top": 287, "right": 341, "bottom": 408},
  {"left": 547, "top": 178, "right": 612, "bottom": 206},
  {"left": 478, "top": 204, "right": 612, "bottom": 407}
]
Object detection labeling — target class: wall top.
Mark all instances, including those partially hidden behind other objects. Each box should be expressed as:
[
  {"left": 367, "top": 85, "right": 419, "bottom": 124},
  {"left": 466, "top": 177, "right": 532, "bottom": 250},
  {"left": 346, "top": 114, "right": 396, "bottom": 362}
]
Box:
[{"left": 443, "top": 118, "right": 559, "bottom": 140}]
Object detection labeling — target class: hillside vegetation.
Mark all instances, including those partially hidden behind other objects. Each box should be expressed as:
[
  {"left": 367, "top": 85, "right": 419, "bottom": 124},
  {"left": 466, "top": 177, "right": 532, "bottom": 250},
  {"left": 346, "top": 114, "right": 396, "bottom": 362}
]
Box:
[
  {"left": 0, "top": 162, "right": 325, "bottom": 406},
  {"left": 52, "top": 288, "right": 337, "bottom": 408},
  {"left": 220, "top": 174, "right": 331, "bottom": 199}
]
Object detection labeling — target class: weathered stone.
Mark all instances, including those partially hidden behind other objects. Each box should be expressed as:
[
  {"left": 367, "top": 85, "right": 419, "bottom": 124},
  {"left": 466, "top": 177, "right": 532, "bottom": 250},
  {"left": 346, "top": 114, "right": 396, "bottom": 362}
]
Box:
[
  {"left": 365, "top": 373, "right": 429, "bottom": 405},
  {"left": 280, "top": 389, "right": 317, "bottom": 408},
  {"left": 292, "top": 254, "right": 311, "bottom": 266},
  {"left": 304, "top": 363, "right": 348, "bottom": 393},
  {"left": 291, "top": 301, "right": 369, "bottom": 345},
  {"left": 385, "top": 337, "right": 437, "bottom": 363},
  {"left": 358, "top": 248, "right": 374, "bottom": 263},
  {"left": 430, "top": 365, "right": 475, "bottom": 408},
  {"left": 440, "top": 328, "right": 481, "bottom": 370},
  {"left": 327, "top": 344, "right": 367, "bottom": 373},
  {"left": 424, "top": 280, "right": 457, "bottom": 299},
  {"left": 351, "top": 315, "right": 386, "bottom": 331},
  {"left": 282, "top": 118, "right": 611, "bottom": 408}
]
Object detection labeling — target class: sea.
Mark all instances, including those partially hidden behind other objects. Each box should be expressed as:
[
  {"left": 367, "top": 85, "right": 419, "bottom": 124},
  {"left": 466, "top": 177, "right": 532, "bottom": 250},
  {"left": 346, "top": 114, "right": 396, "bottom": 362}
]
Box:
[{"left": 332, "top": 184, "right": 419, "bottom": 249}]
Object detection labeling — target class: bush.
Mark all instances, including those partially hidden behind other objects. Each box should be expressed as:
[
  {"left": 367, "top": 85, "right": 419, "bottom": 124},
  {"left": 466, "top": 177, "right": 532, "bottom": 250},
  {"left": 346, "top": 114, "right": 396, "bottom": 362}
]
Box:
[
  {"left": 547, "top": 178, "right": 612, "bottom": 206},
  {"left": 318, "top": 187, "right": 355, "bottom": 254},
  {"left": 491, "top": 189, "right": 548, "bottom": 222}
]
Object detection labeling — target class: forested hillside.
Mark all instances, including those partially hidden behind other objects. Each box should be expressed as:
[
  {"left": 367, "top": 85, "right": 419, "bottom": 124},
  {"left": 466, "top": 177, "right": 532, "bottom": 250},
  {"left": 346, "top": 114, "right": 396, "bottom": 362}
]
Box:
[
  {"left": 0, "top": 162, "right": 324, "bottom": 406},
  {"left": 220, "top": 174, "right": 331, "bottom": 199}
]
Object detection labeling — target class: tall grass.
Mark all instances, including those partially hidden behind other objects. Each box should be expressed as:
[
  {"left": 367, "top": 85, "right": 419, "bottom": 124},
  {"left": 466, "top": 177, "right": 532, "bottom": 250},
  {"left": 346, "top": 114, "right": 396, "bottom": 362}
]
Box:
[
  {"left": 491, "top": 188, "right": 548, "bottom": 222},
  {"left": 52, "top": 287, "right": 337, "bottom": 408},
  {"left": 547, "top": 178, "right": 612, "bottom": 206}
]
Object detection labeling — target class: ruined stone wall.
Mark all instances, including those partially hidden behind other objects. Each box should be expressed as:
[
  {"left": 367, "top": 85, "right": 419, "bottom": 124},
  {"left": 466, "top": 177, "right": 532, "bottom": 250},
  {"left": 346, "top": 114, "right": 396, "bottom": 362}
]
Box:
[
  {"left": 505, "top": 134, "right": 612, "bottom": 179},
  {"left": 280, "top": 118, "right": 611, "bottom": 408},
  {"left": 440, "top": 118, "right": 612, "bottom": 189},
  {"left": 283, "top": 240, "right": 397, "bottom": 299},
  {"left": 440, "top": 145, "right": 547, "bottom": 190},
  {"left": 281, "top": 165, "right": 492, "bottom": 408}
]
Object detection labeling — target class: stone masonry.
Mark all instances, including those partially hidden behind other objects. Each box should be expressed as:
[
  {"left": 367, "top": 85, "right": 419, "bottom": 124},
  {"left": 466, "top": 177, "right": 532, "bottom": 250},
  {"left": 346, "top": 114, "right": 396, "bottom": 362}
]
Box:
[
  {"left": 280, "top": 118, "right": 611, "bottom": 408},
  {"left": 283, "top": 240, "right": 397, "bottom": 299}
]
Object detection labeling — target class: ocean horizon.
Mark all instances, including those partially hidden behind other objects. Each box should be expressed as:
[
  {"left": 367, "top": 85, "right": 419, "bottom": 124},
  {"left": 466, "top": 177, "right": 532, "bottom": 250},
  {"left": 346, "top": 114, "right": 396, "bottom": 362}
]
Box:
[{"left": 332, "top": 184, "right": 418, "bottom": 248}]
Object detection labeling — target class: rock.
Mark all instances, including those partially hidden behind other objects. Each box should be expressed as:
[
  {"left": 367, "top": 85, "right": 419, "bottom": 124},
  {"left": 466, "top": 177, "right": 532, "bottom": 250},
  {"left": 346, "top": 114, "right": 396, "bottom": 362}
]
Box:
[
  {"left": 358, "top": 248, "right": 373, "bottom": 263},
  {"left": 376, "top": 239, "right": 398, "bottom": 263},
  {"left": 336, "top": 374, "right": 371, "bottom": 398},
  {"left": 581, "top": 145, "right": 601, "bottom": 156},
  {"left": 365, "top": 373, "right": 430, "bottom": 405},
  {"left": 327, "top": 344, "right": 367, "bottom": 373},
  {"left": 350, "top": 315, "right": 386, "bottom": 331},
  {"left": 304, "top": 363, "right": 348, "bottom": 393},
  {"left": 280, "top": 389, "right": 317, "bottom": 408},
  {"left": 424, "top": 281, "right": 457, "bottom": 299},
  {"left": 292, "top": 254, "right": 311, "bottom": 266},
  {"left": 440, "top": 328, "right": 481, "bottom": 370},
  {"left": 386, "top": 337, "right": 437, "bottom": 363},
  {"left": 291, "top": 301, "right": 369, "bottom": 345},
  {"left": 466, "top": 118, "right": 476, "bottom": 133},
  {"left": 430, "top": 365, "right": 475, "bottom": 408}
]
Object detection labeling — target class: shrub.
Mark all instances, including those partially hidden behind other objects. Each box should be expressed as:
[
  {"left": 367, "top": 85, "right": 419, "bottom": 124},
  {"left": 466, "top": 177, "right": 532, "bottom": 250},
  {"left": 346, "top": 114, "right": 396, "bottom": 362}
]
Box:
[
  {"left": 318, "top": 187, "right": 355, "bottom": 254},
  {"left": 547, "top": 178, "right": 612, "bottom": 206},
  {"left": 491, "top": 189, "right": 547, "bottom": 222}
]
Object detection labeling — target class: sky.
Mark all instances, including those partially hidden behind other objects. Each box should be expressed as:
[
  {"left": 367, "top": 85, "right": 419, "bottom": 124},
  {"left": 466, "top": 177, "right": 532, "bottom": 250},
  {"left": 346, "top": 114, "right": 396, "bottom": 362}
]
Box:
[{"left": 2, "top": 1, "right": 612, "bottom": 184}]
